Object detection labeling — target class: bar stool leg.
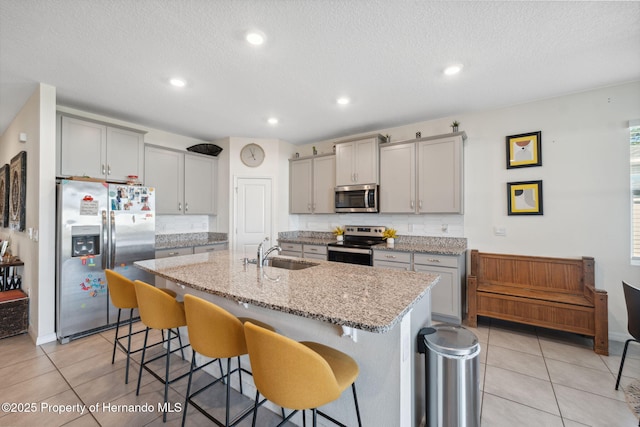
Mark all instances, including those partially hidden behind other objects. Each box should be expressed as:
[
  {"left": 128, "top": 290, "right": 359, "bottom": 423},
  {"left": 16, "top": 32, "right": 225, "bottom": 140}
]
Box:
[
  {"left": 162, "top": 329, "right": 172, "bottom": 422},
  {"left": 111, "top": 308, "right": 122, "bottom": 364},
  {"left": 352, "top": 383, "right": 362, "bottom": 427},
  {"left": 181, "top": 352, "right": 197, "bottom": 427},
  {"left": 136, "top": 327, "right": 150, "bottom": 395},
  {"left": 124, "top": 308, "right": 135, "bottom": 384}
]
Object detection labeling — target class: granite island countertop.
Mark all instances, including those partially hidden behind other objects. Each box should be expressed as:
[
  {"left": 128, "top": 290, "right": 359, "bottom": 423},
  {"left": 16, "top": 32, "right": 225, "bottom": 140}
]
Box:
[{"left": 135, "top": 251, "right": 439, "bottom": 333}]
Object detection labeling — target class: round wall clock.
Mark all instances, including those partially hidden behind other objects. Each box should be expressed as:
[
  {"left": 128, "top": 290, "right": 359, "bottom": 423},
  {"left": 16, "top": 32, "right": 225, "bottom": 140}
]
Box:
[{"left": 240, "top": 143, "right": 265, "bottom": 167}]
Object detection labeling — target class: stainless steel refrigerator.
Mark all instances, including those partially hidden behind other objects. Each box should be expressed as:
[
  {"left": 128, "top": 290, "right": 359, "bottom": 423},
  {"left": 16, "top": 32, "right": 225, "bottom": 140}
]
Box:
[{"left": 56, "top": 179, "right": 156, "bottom": 343}]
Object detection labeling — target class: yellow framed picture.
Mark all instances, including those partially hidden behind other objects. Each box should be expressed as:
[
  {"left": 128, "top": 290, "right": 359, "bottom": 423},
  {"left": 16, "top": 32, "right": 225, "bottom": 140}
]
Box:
[
  {"left": 506, "top": 131, "right": 542, "bottom": 169},
  {"left": 507, "top": 180, "right": 543, "bottom": 215}
]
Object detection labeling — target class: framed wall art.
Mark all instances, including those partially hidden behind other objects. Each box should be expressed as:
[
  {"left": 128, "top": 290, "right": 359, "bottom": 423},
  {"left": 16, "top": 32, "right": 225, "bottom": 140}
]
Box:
[
  {"left": 9, "top": 151, "right": 26, "bottom": 231},
  {"left": 507, "top": 180, "right": 543, "bottom": 215},
  {"left": 0, "top": 164, "right": 8, "bottom": 227},
  {"left": 506, "top": 131, "right": 542, "bottom": 169}
]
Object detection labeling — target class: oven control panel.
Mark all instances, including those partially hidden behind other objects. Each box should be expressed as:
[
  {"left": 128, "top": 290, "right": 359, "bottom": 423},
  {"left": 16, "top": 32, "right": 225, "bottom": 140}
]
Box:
[{"left": 344, "top": 226, "right": 386, "bottom": 237}]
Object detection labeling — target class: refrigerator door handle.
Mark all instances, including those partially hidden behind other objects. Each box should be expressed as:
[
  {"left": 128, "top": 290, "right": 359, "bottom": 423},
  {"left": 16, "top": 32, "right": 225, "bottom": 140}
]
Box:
[
  {"left": 110, "top": 211, "right": 116, "bottom": 269},
  {"left": 102, "top": 210, "right": 108, "bottom": 270}
]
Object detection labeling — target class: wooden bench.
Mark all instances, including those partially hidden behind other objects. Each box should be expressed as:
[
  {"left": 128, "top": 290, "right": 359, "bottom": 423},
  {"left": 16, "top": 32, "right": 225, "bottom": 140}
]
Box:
[{"left": 467, "top": 250, "right": 608, "bottom": 355}]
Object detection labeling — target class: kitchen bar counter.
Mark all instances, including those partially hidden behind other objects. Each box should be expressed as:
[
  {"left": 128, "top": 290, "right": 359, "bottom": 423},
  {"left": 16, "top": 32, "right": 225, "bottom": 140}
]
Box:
[
  {"left": 135, "top": 250, "right": 438, "bottom": 333},
  {"left": 135, "top": 249, "right": 436, "bottom": 426},
  {"left": 155, "top": 232, "right": 228, "bottom": 250}
]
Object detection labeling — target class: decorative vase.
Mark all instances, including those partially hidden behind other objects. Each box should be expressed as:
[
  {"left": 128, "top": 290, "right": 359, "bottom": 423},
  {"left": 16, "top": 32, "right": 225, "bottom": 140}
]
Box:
[
  {"left": 386, "top": 238, "right": 395, "bottom": 248},
  {"left": 452, "top": 125, "right": 459, "bottom": 132},
  {"left": 337, "top": 235, "right": 344, "bottom": 242}
]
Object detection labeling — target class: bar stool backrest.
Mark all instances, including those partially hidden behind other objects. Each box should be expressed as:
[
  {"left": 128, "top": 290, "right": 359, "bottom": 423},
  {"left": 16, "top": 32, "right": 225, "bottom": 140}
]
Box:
[
  {"left": 133, "top": 280, "right": 186, "bottom": 330},
  {"left": 244, "top": 321, "right": 341, "bottom": 410},
  {"left": 106, "top": 269, "right": 137, "bottom": 310}
]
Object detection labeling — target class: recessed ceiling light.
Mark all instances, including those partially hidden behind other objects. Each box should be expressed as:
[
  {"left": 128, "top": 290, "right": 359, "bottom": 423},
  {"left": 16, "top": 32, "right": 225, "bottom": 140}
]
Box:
[
  {"left": 246, "top": 31, "right": 265, "bottom": 45},
  {"left": 268, "top": 117, "right": 278, "bottom": 125},
  {"left": 337, "top": 97, "right": 350, "bottom": 105},
  {"left": 444, "top": 64, "right": 463, "bottom": 76},
  {"left": 169, "top": 78, "right": 186, "bottom": 88}
]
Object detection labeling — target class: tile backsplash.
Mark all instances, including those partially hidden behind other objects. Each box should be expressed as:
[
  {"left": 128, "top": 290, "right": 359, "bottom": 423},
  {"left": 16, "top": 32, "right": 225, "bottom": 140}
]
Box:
[{"left": 156, "top": 215, "right": 210, "bottom": 234}]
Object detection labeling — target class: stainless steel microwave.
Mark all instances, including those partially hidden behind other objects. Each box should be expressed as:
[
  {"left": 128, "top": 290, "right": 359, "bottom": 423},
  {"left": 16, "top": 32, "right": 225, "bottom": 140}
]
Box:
[{"left": 335, "top": 184, "right": 378, "bottom": 213}]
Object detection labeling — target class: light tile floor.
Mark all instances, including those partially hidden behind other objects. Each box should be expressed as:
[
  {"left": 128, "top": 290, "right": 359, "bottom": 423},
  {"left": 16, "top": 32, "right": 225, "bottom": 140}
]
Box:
[{"left": 0, "top": 317, "right": 638, "bottom": 426}]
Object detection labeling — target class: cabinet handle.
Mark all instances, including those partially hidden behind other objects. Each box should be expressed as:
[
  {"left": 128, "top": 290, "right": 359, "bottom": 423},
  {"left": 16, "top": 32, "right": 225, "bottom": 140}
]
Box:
[
  {"left": 310, "top": 248, "right": 318, "bottom": 252},
  {"left": 178, "top": 202, "right": 182, "bottom": 211},
  {"left": 107, "top": 164, "right": 111, "bottom": 175},
  {"left": 307, "top": 203, "right": 311, "bottom": 211},
  {"left": 385, "top": 255, "right": 397, "bottom": 259},
  {"left": 410, "top": 200, "right": 415, "bottom": 209},
  {"left": 102, "top": 164, "right": 106, "bottom": 175},
  {"left": 355, "top": 172, "right": 358, "bottom": 182},
  {"left": 185, "top": 203, "right": 189, "bottom": 212},
  {"left": 168, "top": 252, "right": 179, "bottom": 256},
  {"left": 312, "top": 203, "right": 316, "bottom": 211},
  {"left": 425, "top": 258, "right": 441, "bottom": 263},
  {"left": 419, "top": 200, "right": 423, "bottom": 209}
]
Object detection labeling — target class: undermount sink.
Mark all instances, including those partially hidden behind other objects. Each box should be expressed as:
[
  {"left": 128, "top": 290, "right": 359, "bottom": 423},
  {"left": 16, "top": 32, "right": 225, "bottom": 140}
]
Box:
[{"left": 263, "top": 258, "right": 319, "bottom": 270}]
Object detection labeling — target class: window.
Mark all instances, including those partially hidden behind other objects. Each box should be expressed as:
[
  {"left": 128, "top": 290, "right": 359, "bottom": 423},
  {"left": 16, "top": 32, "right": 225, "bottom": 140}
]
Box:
[{"left": 630, "top": 122, "right": 640, "bottom": 259}]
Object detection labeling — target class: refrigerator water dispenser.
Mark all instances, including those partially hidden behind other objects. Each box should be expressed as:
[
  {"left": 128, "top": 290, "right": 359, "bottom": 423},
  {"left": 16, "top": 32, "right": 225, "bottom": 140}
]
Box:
[{"left": 71, "top": 225, "right": 100, "bottom": 257}]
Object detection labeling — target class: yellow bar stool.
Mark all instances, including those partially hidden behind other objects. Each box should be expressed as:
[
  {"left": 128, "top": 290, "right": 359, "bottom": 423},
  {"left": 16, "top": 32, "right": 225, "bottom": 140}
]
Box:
[
  {"left": 244, "top": 322, "right": 362, "bottom": 427},
  {"left": 105, "top": 269, "right": 177, "bottom": 384},
  {"left": 182, "top": 294, "right": 277, "bottom": 427},
  {"left": 134, "top": 280, "right": 191, "bottom": 422}
]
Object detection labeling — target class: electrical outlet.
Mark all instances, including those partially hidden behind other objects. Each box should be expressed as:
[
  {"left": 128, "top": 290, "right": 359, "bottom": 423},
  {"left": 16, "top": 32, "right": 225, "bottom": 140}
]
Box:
[{"left": 494, "top": 226, "right": 506, "bottom": 236}]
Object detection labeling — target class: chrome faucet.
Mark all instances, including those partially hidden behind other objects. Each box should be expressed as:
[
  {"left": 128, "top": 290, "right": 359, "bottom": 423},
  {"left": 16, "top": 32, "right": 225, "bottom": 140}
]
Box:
[
  {"left": 262, "top": 245, "right": 282, "bottom": 265},
  {"left": 257, "top": 237, "right": 269, "bottom": 266}
]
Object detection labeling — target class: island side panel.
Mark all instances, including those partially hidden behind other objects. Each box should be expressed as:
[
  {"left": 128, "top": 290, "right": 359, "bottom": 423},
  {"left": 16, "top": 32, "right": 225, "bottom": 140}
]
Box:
[{"left": 167, "top": 283, "right": 407, "bottom": 427}]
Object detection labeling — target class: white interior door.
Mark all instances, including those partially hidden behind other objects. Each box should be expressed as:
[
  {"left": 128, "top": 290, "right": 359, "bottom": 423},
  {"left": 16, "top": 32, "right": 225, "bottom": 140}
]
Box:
[{"left": 234, "top": 177, "right": 272, "bottom": 258}]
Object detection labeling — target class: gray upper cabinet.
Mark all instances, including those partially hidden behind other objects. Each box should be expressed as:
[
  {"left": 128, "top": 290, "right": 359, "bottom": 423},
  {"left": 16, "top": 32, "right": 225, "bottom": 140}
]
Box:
[
  {"left": 335, "top": 136, "right": 381, "bottom": 186},
  {"left": 58, "top": 114, "right": 144, "bottom": 182},
  {"left": 417, "top": 135, "right": 464, "bottom": 213},
  {"left": 379, "top": 132, "right": 465, "bottom": 214},
  {"left": 145, "top": 145, "right": 216, "bottom": 215},
  {"left": 289, "top": 154, "right": 335, "bottom": 214},
  {"left": 379, "top": 142, "right": 416, "bottom": 213}
]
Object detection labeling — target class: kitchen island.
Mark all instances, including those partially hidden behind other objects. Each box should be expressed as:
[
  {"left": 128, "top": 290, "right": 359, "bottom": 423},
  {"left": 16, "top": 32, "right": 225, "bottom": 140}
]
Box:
[{"left": 135, "top": 250, "right": 439, "bottom": 426}]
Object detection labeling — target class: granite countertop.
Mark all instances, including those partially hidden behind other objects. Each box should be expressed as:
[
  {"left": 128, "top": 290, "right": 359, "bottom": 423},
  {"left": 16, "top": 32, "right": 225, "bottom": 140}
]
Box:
[
  {"left": 278, "top": 231, "right": 467, "bottom": 256},
  {"left": 135, "top": 251, "right": 439, "bottom": 333},
  {"left": 278, "top": 236, "right": 336, "bottom": 245},
  {"left": 155, "top": 232, "right": 228, "bottom": 250},
  {"left": 373, "top": 239, "right": 467, "bottom": 256}
]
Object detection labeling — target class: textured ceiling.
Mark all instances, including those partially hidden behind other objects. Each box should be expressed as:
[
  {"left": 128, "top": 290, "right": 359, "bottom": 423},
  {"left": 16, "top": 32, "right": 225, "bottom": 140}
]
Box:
[{"left": 1, "top": 1, "right": 639, "bottom": 145}]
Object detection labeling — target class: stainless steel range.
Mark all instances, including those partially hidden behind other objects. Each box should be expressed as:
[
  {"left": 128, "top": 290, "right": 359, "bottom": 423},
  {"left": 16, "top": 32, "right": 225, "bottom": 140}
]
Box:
[{"left": 327, "top": 225, "right": 386, "bottom": 266}]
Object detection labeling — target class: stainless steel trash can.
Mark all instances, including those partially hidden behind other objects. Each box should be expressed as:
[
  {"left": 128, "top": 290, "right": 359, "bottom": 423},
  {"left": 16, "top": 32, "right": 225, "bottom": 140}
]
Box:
[{"left": 418, "top": 324, "right": 480, "bottom": 427}]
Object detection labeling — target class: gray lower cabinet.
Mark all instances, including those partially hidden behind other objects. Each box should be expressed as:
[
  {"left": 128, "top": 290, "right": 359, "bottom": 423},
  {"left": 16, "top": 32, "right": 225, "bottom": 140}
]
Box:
[
  {"left": 194, "top": 243, "right": 228, "bottom": 253},
  {"left": 373, "top": 250, "right": 412, "bottom": 271},
  {"left": 413, "top": 253, "right": 465, "bottom": 324},
  {"left": 279, "top": 242, "right": 303, "bottom": 258},
  {"left": 303, "top": 244, "right": 327, "bottom": 260}
]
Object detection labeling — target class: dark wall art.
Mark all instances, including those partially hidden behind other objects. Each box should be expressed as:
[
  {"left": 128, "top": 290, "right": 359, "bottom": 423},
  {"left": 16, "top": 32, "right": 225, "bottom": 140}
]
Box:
[
  {"left": 0, "top": 164, "right": 8, "bottom": 227},
  {"left": 9, "top": 151, "right": 26, "bottom": 231}
]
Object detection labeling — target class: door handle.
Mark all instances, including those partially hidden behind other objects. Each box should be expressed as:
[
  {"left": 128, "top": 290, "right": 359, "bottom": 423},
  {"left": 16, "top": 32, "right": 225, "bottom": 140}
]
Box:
[
  {"left": 110, "top": 211, "right": 116, "bottom": 269},
  {"left": 102, "top": 210, "right": 108, "bottom": 270}
]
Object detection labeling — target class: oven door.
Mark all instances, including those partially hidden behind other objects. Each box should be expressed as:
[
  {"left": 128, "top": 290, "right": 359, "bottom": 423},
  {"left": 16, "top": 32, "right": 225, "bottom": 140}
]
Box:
[{"left": 327, "top": 246, "right": 373, "bottom": 266}]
